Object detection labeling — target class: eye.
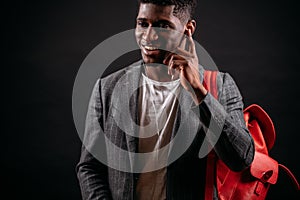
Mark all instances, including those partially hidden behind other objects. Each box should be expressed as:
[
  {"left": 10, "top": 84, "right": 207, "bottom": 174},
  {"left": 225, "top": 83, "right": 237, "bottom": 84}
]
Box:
[
  {"left": 158, "top": 23, "right": 170, "bottom": 29},
  {"left": 137, "top": 21, "right": 148, "bottom": 28}
]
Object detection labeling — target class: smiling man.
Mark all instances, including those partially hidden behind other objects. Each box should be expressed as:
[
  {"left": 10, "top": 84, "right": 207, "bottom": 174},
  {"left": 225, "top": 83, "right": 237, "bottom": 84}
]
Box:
[{"left": 76, "top": 0, "right": 254, "bottom": 200}]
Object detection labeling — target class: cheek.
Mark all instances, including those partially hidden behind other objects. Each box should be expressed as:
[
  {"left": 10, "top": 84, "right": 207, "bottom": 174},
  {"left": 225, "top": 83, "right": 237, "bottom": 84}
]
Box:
[
  {"left": 163, "top": 32, "right": 182, "bottom": 47},
  {"left": 135, "top": 29, "right": 143, "bottom": 42}
]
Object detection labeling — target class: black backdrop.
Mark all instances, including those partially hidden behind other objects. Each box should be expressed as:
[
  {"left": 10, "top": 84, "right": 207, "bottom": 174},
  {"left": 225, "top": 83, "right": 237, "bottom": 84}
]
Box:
[{"left": 4, "top": 0, "right": 299, "bottom": 199}]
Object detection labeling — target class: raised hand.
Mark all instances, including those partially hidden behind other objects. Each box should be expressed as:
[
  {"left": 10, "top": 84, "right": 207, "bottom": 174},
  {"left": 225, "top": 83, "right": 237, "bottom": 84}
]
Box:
[{"left": 163, "top": 30, "right": 208, "bottom": 104}]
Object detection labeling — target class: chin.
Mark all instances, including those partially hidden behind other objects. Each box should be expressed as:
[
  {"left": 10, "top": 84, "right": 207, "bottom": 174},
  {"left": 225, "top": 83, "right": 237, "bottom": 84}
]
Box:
[
  {"left": 143, "top": 58, "right": 162, "bottom": 64},
  {"left": 141, "top": 54, "right": 165, "bottom": 64}
]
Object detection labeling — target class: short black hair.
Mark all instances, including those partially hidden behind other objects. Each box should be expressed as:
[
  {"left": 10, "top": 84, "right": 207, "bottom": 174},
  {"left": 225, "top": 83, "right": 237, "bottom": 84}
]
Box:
[{"left": 138, "top": 0, "right": 197, "bottom": 23}]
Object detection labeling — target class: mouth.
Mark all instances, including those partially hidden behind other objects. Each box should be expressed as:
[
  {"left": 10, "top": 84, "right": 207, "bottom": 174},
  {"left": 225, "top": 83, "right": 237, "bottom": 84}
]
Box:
[
  {"left": 140, "top": 44, "right": 161, "bottom": 56},
  {"left": 143, "top": 45, "right": 159, "bottom": 51}
]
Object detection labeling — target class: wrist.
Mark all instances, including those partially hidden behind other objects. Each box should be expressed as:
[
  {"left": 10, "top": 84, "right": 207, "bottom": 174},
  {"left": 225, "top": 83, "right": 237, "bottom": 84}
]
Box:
[{"left": 190, "top": 86, "right": 208, "bottom": 105}]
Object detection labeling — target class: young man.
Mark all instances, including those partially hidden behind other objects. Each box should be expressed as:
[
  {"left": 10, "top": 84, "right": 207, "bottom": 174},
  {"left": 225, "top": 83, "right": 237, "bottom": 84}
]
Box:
[{"left": 76, "top": 0, "right": 254, "bottom": 199}]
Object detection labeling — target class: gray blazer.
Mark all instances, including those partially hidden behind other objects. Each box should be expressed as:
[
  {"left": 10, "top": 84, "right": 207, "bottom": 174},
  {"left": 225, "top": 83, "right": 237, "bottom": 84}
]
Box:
[{"left": 76, "top": 60, "right": 254, "bottom": 200}]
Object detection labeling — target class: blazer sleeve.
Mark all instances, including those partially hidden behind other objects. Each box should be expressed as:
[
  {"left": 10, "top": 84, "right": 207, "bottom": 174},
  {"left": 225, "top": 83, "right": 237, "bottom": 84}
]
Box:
[
  {"left": 194, "top": 72, "right": 254, "bottom": 171},
  {"left": 76, "top": 79, "right": 113, "bottom": 200}
]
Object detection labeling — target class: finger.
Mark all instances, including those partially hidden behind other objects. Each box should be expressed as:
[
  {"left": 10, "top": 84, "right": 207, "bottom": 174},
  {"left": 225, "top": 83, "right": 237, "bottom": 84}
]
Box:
[
  {"left": 171, "top": 55, "right": 200, "bottom": 76},
  {"left": 169, "top": 54, "right": 186, "bottom": 61},
  {"left": 169, "top": 60, "right": 187, "bottom": 72},
  {"left": 167, "top": 54, "right": 176, "bottom": 76},
  {"left": 187, "top": 29, "right": 196, "bottom": 54},
  {"left": 168, "top": 53, "right": 191, "bottom": 76},
  {"left": 163, "top": 53, "right": 174, "bottom": 75},
  {"left": 175, "top": 47, "right": 192, "bottom": 58},
  {"left": 179, "top": 33, "right": 187, "bottom": 50},
  {"left": 164, "top": 53, "right": 186, "bottom": 67},
  {"left": 168, "top": 55, "right": 187, "bottom": 76},
  {"left": 163, "top": 52, "right": 175, "bottom": 66}
]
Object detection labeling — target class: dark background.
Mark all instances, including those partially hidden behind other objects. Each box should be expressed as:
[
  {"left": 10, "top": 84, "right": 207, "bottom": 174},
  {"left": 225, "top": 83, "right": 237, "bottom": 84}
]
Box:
[{"left": 4, "top": 0, "right": 299, "bottom": 199}]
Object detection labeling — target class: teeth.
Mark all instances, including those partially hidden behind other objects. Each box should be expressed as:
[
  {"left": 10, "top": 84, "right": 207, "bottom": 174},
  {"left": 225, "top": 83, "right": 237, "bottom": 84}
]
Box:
[{"left": 144, "top": 46, "right": 158, "bottom": 51}]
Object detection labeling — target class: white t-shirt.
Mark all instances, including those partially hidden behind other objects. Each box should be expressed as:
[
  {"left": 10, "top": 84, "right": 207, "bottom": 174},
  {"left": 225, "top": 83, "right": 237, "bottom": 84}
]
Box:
[{"left": 136, "top": 73, "right": 181, "bottom": 200}]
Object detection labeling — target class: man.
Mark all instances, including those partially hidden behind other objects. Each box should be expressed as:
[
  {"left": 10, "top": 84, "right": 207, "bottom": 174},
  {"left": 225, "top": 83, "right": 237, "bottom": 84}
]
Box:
[{"left": 76, "top": 0, "right": 254, "bottom": 199}]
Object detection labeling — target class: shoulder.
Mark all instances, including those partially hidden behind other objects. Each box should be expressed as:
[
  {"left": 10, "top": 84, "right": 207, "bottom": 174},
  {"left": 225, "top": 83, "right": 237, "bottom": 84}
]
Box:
[
  {"left": 203, "top": 70, "right": 236, "bottom": 89},
  {"left": 216, "top": 71, "right": 237, "bottom": 88},
  {"left": 216, "top": 71, "right": 243, "bottom": 104},
  {"left": 99, "top": 60, "right": 142, "bottom": 88},
  {"left": 216, "top": 71, "right": 240, "bottom": 91},
  {"left": 203, "top": 69, "right": 242, "bottom": 101}
]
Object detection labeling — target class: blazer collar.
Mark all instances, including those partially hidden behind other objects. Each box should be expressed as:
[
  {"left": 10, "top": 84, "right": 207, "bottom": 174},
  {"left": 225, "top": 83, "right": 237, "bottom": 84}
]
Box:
[{"left": 114, "top": 61, "right": 205, "bottom": 170}]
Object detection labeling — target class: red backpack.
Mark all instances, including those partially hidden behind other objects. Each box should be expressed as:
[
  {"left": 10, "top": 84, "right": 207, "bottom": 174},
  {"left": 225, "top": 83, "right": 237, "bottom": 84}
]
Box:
[{"left": 203, "top": 70, "right": 299, "bottom": 200}]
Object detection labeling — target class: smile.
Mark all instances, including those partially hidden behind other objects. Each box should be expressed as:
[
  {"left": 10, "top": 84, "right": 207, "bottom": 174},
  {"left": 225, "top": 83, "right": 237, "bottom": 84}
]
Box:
[{"left": 143, "top": 45, "right": 159, "bottom": 51}]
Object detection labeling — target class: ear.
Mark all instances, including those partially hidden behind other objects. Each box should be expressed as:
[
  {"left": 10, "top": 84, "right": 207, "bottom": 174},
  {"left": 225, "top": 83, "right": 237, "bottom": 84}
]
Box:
[{"left": 185, "top": 20, "right": 196, "bottom": 36}]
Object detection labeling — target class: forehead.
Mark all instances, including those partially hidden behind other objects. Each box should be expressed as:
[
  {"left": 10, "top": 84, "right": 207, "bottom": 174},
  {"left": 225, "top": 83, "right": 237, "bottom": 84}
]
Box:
[{"left": 137, "top": 3, "right": 181, "bottom": 23}]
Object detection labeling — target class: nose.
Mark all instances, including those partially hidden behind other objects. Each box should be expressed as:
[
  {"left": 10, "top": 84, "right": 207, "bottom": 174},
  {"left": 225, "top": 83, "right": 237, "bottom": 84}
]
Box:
[{"left": 142, "top": 26, "right": 158, "bottom": 42}]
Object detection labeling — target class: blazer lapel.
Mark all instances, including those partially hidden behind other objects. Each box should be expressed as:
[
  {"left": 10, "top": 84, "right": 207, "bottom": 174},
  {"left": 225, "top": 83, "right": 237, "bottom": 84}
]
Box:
[
  {"left": 116, "top": 62, "right": 142, "bottom": 172},
  {"left": 124, "top": 64, "right": 142, "bottom": 153},
  {"left": 168, "top": 65, "right": 205, "bottom": 159}
]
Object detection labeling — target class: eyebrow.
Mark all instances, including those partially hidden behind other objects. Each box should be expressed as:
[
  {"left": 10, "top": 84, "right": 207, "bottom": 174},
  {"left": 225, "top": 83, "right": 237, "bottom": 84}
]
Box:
[
  {"left": 136, "top": 18, "right": 147, "bottom": 21},
  {"left": 136, "top": 18, "right": 175, "bottom": 26}
]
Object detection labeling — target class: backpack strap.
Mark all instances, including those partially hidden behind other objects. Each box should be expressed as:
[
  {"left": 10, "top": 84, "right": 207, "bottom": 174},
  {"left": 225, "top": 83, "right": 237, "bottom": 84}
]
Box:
[
  {"left": 278, "top": 164, "right": 300, "bottom": 190},
  {"left": 203, "top": 70, "right": 218, "bottom": 98},
  {"left": 203, "top": 70, "right": 218, "bottom": 200}
]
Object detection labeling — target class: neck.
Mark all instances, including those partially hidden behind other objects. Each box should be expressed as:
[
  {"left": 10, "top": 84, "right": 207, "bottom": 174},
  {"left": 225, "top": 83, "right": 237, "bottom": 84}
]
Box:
[{"left": 144, "top": 63, "right": 179, "bottom": 82}]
